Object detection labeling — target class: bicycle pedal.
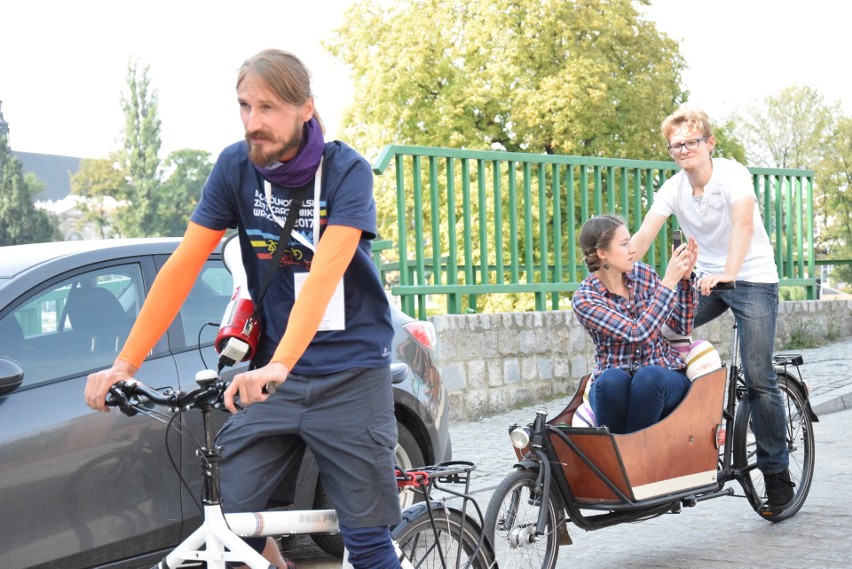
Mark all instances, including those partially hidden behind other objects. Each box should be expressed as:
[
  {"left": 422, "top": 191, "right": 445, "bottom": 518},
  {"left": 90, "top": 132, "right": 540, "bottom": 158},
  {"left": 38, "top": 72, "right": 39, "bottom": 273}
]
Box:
[
  {"left": 759, "top": 495, "right": 795, "bottom": 518},
  {"left": 758, "top": 504, "right": 785, "bottom": 518},
  {"left": 759, "top": 508, "right": 779, "bottom": 518}
]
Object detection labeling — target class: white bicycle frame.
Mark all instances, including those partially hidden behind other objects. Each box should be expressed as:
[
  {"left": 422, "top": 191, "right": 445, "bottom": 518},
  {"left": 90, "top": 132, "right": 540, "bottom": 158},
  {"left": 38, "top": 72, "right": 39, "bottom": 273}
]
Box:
[
  {"left": 159, "top": 505, "right": 415, "bottom": 569},
  {"left": 108, "top": 377, "right": 419, "bottom": 569},
  {"left": 158, "top": 505, "right": 336, "bottom": 569}
]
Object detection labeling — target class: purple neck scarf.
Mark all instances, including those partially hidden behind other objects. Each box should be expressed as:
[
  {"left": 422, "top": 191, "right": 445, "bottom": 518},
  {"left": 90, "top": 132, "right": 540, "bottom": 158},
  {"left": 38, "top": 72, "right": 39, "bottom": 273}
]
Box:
[{"left": 253, "top": 117, "right": 324, "bottom": 187}]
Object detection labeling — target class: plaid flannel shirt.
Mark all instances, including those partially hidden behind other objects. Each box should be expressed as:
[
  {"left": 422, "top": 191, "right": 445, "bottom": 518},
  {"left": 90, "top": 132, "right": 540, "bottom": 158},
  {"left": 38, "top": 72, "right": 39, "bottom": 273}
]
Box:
[{"left": 572, "top": 262, "right": 697, "bottom": 379}]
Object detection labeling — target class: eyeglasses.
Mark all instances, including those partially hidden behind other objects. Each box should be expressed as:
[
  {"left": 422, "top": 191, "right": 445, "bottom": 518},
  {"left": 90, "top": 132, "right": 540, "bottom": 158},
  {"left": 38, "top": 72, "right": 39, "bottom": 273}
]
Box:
[{"left": 667, "top": 137, "right": 707, "bottom": 155}]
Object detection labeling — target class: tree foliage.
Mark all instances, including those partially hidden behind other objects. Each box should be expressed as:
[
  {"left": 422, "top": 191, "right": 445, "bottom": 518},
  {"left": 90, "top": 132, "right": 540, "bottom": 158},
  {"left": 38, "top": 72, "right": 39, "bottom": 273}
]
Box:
[
  {"left": 154, "top": 149, "right": 213, "bottom": 236},
  {"left": 734, "top": 85, "right": 838, "bottom": 170},
  {"left": 115, "top": 61, "right": 163, "bottom": 237},
  {"left": 732, "top": 85, "right": 840, "bottom": 244},
  {"left": 326, "top": 0, "right": 690, "bottom": 312},
  {"left": 816, "top": 115, "right": 852, "bottom": 283},
  {"left": 0, "top": 138, "right": 58, "bottom": 245},
  {"left": 327, "top": 0, "right": 687, "bottom": 160},
  {"left": 709, "top": 119, "right": 747, "bottom": 164},
  {"left": 69, "top": 61, "right": 213, "bottom": 238},
  {"left": 70, "top": 154, "right": 128, "bottom": 239}
]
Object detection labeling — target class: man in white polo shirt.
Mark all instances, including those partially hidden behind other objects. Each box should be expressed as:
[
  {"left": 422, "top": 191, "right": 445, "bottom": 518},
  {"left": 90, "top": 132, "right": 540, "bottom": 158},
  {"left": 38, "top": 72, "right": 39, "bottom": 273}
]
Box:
[{"left": 630, "top": 108, "right": 794, "bottom": 516}]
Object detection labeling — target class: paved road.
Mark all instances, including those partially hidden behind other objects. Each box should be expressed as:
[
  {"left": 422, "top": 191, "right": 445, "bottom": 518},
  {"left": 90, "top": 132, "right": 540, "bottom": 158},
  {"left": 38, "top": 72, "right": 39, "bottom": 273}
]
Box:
[{"left": 287, "top": 338, "right": 852, "bottom": 568}]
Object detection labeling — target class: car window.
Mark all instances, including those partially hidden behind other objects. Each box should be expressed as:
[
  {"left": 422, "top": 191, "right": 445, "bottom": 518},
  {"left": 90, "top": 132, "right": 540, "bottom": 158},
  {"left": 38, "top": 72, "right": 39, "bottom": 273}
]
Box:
[
  {"left": 0, "top": 265, "right": 143, "bottom": 388},
  {"left": 178, "top": 261, "right": 233, "bottom": 349}
]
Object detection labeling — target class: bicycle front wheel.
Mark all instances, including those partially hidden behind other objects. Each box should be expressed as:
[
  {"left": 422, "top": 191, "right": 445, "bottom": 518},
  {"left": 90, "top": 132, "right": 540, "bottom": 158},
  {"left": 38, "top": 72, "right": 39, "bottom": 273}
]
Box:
[
  {"left": 733, "top": 372, "right": 815, "bottom": 522},
  {"left": 484, "top": 469, "right": 561, "bottom": 569},
  {"left": 393, "top": 503, "right": 494, "bottom": 569}
]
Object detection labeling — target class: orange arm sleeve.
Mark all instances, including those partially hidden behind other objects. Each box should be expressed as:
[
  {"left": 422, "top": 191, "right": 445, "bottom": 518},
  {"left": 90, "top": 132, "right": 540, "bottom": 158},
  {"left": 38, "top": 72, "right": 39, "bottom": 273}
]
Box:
[
  {"left": 117, "top": 222, "right": 226, "bottom": 369},
  {"left": 270, "top": 225, "right": 362, "bottom": 370}
]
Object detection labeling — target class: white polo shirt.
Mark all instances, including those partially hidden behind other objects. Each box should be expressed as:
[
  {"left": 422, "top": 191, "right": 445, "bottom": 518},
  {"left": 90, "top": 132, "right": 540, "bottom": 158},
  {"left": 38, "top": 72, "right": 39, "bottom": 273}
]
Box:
[{"left": 650, "top": 157, "right": 778, "bottom": 283}]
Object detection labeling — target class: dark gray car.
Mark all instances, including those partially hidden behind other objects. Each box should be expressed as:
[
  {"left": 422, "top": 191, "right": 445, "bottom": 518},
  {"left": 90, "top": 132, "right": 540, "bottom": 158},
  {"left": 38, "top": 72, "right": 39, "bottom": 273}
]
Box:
[{"left": 0, "top": 238, "right": 450, "bottom": 569}]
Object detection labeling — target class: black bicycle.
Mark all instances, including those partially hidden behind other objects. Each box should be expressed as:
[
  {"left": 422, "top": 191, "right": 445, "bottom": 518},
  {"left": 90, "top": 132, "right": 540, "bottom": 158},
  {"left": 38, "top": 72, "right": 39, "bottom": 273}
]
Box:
[{"left": 484, "top": 322, "right": 816, "bottom": 568}]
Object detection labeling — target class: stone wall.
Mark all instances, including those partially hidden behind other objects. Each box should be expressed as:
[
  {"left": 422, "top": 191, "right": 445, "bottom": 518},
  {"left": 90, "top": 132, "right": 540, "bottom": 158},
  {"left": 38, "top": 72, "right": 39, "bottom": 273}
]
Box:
[{"left": 433, "top": 299, "right": 852, "bottom": 421}]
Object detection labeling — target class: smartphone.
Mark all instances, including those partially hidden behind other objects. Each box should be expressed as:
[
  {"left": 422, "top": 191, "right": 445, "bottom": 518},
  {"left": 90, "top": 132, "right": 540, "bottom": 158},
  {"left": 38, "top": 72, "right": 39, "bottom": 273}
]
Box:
[{"left": 672, "top": 229, "right": 683, "bottom": 250}]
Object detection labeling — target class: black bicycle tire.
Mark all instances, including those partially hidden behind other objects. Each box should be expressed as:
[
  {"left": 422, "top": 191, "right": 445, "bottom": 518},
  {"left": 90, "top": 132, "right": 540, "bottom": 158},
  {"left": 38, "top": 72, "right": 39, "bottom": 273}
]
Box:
[
  {"left": 484, "top": 469, "right": 560, "bottom": 569},
  {"left": 732, "top": 372, "right": 815, "bottom": 522},
  {"left": 393, "top": 504, "right": 494, "bottom": 569}
]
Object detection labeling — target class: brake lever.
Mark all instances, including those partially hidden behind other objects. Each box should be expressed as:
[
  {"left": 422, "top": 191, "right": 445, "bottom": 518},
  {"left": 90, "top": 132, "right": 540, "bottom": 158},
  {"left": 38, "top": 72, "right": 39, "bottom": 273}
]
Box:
[
  {"left": 216, "top": 379, "right": 247, "bottom": 413},
  {"left": 107, "top": 381, "right": 140, "bottom": 417},
  {"left": 190, "top": 382, "right": 236, "bottom": 412}
]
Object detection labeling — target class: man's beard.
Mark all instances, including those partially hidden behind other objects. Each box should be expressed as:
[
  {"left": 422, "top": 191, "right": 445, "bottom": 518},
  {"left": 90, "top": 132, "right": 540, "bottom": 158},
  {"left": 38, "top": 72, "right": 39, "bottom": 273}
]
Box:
[{"left": 246, "top": 122, "right": 303, "bottom": 167}]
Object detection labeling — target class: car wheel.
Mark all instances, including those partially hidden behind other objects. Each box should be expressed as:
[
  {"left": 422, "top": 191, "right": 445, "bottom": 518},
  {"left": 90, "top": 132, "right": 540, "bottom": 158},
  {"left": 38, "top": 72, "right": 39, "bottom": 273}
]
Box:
[
  {"left": 310, "top": 421, "right": 425, "bottom": 558},
  {"left": 394, "top": 421, "right": 426, "bottom": 509}
]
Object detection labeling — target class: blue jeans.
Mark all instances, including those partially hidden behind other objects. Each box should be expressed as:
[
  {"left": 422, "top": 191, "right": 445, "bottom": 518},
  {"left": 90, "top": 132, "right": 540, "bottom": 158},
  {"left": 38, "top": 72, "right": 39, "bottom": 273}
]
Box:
[
  {"left": 695, "top": 281, "right": 788, "bottom": 474},
  {"left": 340, "top": 524, "right": 400, "bottom": 569},
  {"left": 589, "top": 366, "right": 691, "bottom": 434}
]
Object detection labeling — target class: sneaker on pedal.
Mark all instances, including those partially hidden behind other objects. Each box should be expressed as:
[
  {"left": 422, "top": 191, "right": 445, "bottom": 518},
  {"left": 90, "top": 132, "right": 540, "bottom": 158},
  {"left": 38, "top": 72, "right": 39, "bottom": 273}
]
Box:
[{"left": 764, "top": 469, "right": 795, "bottom": 510}]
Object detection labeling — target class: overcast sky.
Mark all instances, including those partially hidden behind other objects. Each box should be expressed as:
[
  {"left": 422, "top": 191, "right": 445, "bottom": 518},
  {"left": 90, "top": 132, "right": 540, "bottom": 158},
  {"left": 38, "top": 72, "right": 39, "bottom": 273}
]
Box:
[{"left": 1, "top": 0, "right": 848, "bottom": 160}]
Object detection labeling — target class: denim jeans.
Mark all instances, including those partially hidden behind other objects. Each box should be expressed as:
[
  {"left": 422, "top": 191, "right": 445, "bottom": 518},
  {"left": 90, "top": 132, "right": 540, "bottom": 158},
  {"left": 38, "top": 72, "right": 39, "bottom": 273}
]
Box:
[
  {"left": 695, "top": 281, "right": 789, "bottom": 474},
  {"left": 589, "top": 366, "right": 691, "bottom": 434},
  {"left": 340, "top": 524, "right": 400, "bottom": 569}
]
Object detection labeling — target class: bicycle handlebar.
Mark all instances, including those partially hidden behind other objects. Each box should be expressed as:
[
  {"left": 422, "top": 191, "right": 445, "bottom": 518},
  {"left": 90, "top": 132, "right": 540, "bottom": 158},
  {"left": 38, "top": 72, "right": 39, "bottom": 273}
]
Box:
[{"left": 106, "top": 374, "right": 229, "bottom": 416}]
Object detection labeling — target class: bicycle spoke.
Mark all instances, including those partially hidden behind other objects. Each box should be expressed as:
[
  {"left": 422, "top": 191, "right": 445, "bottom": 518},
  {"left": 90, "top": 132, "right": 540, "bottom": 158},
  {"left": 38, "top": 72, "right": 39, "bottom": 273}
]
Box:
[{"left": 397, "top": 510, "right": 489, "bottom": 568}]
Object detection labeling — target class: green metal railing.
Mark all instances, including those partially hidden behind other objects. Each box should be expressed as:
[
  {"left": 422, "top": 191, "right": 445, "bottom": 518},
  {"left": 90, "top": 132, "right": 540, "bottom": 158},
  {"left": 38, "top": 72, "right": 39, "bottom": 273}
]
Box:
[{"left": 372, "top": 145, "right": 816, "bottom": 319}]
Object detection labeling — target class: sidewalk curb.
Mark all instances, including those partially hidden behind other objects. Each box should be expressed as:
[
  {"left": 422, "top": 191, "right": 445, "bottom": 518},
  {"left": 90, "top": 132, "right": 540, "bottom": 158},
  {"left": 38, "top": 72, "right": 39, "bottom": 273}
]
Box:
[{"left": 810, "top": 384, "right": 852, "bottom": 416}]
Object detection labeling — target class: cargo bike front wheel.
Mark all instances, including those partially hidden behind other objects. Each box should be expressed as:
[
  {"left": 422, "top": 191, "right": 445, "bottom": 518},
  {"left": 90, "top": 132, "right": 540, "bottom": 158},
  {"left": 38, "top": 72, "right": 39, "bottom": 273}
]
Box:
[{"left": 484, "top": 469, "right": 563, "bottom": 569}]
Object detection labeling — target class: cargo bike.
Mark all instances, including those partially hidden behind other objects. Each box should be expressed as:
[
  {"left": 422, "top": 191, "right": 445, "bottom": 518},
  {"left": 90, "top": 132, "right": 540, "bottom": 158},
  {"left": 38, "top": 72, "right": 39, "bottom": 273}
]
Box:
[{"left": 484, "top": 322, "right": 817, "bottom": 568}]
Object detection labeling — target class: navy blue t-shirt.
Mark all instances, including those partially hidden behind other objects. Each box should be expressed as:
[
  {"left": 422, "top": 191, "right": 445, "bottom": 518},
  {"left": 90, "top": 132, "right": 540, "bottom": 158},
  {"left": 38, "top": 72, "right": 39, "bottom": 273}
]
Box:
[{"left": 191, "top": 140, "right": 393, "bottom": 375}]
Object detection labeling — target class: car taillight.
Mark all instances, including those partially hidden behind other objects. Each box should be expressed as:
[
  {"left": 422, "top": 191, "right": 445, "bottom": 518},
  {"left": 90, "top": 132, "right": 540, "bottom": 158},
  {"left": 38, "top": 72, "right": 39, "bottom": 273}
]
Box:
[{"left": 403, "top": 321, "right": 437, "bottom": 350}]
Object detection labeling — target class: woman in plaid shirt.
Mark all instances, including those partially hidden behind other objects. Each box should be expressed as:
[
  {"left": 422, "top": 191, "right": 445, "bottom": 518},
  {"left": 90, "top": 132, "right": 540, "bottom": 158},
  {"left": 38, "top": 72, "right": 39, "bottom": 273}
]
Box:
[{"left": 572, "top": 215, "right": 698, "bottom": 433}]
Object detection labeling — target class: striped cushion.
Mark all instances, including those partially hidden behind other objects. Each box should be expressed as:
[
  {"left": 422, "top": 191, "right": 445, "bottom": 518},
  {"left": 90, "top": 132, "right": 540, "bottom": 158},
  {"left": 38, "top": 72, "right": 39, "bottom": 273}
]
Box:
[
  {"left": 685, "top": 340, "right": 722, "bottom": 380},
  {"left": 571, "top": 378, "right": 596, "bottom": 427}
]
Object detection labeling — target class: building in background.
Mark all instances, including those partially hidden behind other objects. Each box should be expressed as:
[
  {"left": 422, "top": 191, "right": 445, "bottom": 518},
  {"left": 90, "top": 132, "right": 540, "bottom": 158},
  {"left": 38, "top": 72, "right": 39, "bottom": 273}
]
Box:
[{"left": 1, "top": 98, "right": 103, "bottom": 241}]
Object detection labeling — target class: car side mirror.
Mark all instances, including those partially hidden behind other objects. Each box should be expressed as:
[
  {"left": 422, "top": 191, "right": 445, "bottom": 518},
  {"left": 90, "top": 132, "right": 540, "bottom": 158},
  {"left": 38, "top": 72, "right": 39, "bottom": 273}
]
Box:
[{"left": 0, "top": 357, "right": 24, "bottom": 396}]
